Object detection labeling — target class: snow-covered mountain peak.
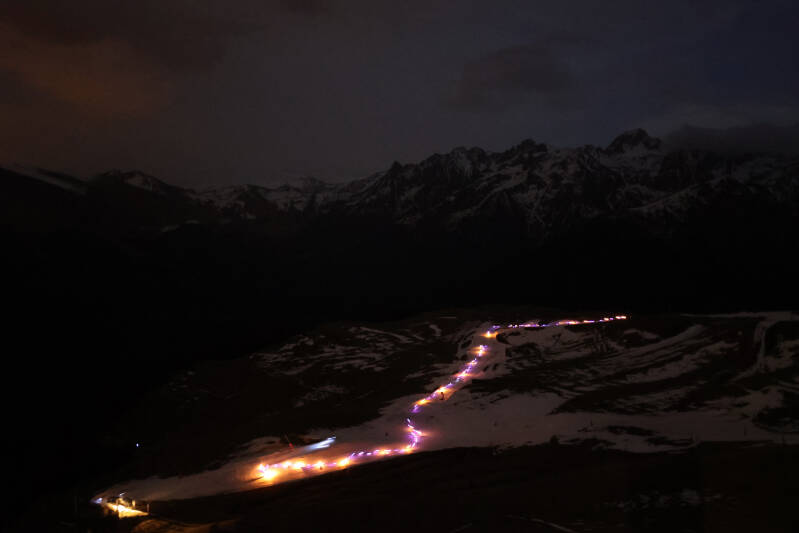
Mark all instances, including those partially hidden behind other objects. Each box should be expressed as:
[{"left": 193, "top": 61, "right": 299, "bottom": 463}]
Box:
[
  {"left": 605, "top": 128, "right": 662, "bottom": 155},
  {"left": 275, "top": 176, "right": 334, "bottom": 193},
  {"left": 95, "top": 169, "right": 180, "bottom": 196}
]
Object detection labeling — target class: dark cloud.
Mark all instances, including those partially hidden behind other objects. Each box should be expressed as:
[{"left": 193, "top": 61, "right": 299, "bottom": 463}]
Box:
[
  {"left": 0, "top": 1, "right": 797, "bottom": 185},
  {"left": 448, "top": 44, "right": 574, "bottom": 111},
  {"left": 281, "top": 0, "right": 330, "bottom": 15},
  {"left": 665, "top": 122, "right": 799, "bottom": 156},
  {"left": 0, "top": 1, "right": 274, "bottom": 117},
  {"left": 0, "top": 20, "right": 172, "bottom": 117}
]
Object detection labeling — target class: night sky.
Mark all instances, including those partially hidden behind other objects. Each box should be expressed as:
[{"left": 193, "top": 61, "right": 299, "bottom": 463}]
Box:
[{"left": 1, "top": 0, "right": 797, "bottom": 186}]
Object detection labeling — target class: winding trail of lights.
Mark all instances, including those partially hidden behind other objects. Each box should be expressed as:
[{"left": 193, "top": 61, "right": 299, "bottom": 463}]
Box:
[
  {"left": 255, "top": 315, "right": 628, "bottom": 484},
  {"left": 93, "top": 314, "right": 628, "bottom": 517}
]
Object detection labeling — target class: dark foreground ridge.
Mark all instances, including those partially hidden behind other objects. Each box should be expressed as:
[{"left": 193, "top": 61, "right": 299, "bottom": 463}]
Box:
[{"left": 54, "top": 442, "right": 799, "bottom": 533}]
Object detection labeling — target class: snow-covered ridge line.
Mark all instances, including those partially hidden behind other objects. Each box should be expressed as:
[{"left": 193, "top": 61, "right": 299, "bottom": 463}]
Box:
[
  {"left": 184, "top": 129, "right": 798, "bottom": 231},
  {"left": 11, "top": 128, "right": 797, "bottom": 236},
  {"left": 93, "top": 311, "right": 799, "bottom": 505},
  {"left": 94, "top": 315, "right": 630, "bottom": 505}
]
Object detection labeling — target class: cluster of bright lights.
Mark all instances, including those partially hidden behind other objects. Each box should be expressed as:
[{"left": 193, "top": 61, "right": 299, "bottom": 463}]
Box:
[
  {"left": 95, "top": 496, "right": 147, "bottom": 518},
  {"left": 504, "top": 315, "right": 628, "bottom": 329},
  {"left": 251, "top": 315, "right": 627, "bottom": 483},
  {"left": 255, "top": 418, "right": 426, "bottom": 482},
  {"left": 106, "top": 502, "right": 146, "bottom": 518}
]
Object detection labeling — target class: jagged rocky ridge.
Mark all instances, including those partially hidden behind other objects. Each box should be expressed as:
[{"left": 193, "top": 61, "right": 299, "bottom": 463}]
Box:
[
  {"left": 27, "top": 128, "right": 793, "bottom": 241},
  {"left": 3, "top": 128, "right": 798, "bottom": 315}
]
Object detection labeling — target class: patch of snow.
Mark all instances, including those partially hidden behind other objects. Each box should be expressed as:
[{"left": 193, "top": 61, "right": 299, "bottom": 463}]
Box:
[{"left": 623, "top": 328, "right": 660, "bottom": 340}]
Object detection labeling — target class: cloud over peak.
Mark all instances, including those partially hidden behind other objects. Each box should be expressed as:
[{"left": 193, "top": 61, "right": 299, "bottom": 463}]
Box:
[{"left": 448, "top": 44, "right": 574, "bottom": 111}]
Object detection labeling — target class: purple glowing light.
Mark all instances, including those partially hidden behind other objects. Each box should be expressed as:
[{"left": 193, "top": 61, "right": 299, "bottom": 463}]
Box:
[{"left": 255, "top": 315, "right": 627, "bottom": 485}]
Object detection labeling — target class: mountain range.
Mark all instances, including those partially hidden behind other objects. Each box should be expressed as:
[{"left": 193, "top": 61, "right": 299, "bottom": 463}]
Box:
[
  {"left": 4, "top": 129, "right": 797, "bottom": 239},
  {"left": 4, "top": 127, "right": 798, "bottom": 315},
  {"left": 4, "top": 127, "right": 797, "bottom": 314}
]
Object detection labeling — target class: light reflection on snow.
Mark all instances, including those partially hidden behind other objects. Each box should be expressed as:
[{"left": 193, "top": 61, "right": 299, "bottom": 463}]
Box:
[{"left": 253, "top": 315, "right": 628, "bottom": 483}]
